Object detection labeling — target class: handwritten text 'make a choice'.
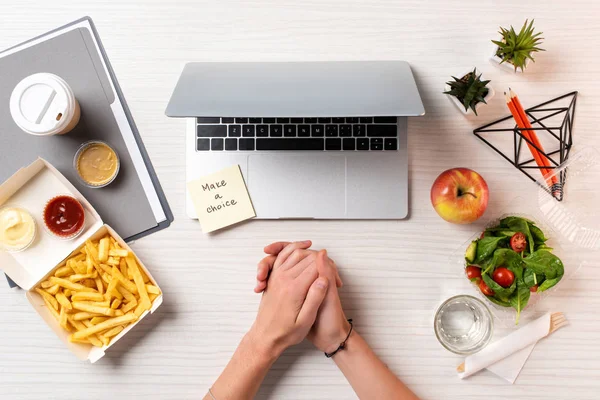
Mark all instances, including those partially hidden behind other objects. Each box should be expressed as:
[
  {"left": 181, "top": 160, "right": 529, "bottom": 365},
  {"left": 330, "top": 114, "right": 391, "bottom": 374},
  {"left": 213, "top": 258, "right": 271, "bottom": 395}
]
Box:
[{"left": 202, "top": 180, "right": 237, "bottom": 213}]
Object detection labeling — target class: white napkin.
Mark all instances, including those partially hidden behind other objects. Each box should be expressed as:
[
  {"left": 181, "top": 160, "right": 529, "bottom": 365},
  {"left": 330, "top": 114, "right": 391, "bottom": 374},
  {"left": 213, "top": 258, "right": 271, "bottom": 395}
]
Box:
[
  {"left": 458, "top": 313, "right": 552, "bottom": 383},
  {"left": 486, "top": 342, "right": 536, "bottom": 383}
]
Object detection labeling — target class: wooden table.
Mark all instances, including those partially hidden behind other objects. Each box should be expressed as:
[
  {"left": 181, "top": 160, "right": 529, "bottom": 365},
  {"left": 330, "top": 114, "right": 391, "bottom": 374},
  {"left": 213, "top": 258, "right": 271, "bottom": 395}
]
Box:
[{"left": 1, "top": 1, "right": 599, "bottom": 399}]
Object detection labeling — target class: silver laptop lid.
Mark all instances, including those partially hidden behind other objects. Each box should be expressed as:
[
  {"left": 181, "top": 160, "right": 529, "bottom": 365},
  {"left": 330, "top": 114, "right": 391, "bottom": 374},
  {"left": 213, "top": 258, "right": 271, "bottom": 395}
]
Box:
[{"left": 165, "top": 61, "right": 425, "bottom": 118}]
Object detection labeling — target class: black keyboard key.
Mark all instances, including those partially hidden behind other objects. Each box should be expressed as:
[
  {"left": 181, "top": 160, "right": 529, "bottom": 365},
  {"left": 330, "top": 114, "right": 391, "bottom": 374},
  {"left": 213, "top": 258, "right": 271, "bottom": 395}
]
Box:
[
  {"left": 318, "top": 117, "right": 331, "bottom": 123},
  {"left": 370, "top": 138, "right": 383, "bottom": 150},
  {"left": 198, "top": 125, "right": 227, "bottom": 137},
  {"left": 326, "top": 125, "right": 338, "bottom": 137},
  {"left": 249, "top": 118, "right": 262, "bottom": 123},
  {"left": 211, "top": 138, "right": 224, "bottom": 150},
  {"left": 339, "top": 124, "right": 352, "bottom": 137},
  {"left": 239, "top": 138, "right": 255, "bottom": 150},
  {"left": 263, "top": 118, "right": 276, "bottom": 123},
  {"left": 298, "top": 125, "right": 311, "bottom": 137},
  {"left": 367, "top": 125, "right": 397, "bottom": 137},
  {"left": 235, "top": 118, "right": 248, "bottom": 123},
  {"left": 357, "top": 138, "right": 369, "bottom": 150},
  {"left": 326, "top": 138, "right": 342, "bottom": 150},
  {"left": 276, "top": 118, "right": 290, "bottom": 123},
  {"left": 332, "top": 117, "right": 345, "bottom": 123},
  {"left": 311, "top": 125, "right": 324, "bottom": 137},
  {"left": 343, "top": 138, "right": 355, "bottom": 151},
  {"left": 284, "top": 125, "right": 297, "bottom": 137},
  {"left": 197, "top": 139, "right": 210, "bottom": 151},
  {"left": 346, "top": 117, "right": 359, "bottom": 123},
  {"left": 256, "top": 125, "right": 269, "bottom": 137},
  {"left": 228, "top": 125, "right": 241, "bottom": 137},
  {"left": 256, "top": 138, "right": 324, "bottom": 151},
  {"left": 291, "top": 118, "right": 304, "bottom": 123},
  {"left": 225, "top": 138, "right": 237, "bottom": 151},
  {"left": 353, "top": 124, "right": 366, "bottom": 137},
  {"left": 385, "top": 138, "right": 398, "bottom": 150},
  {"left": 243, "top": 125, "right": 255, "bottom": 137},
  {"left": 221, "top": 117, "right": 235, "bottom": 123},
  {"left": 304, "top": 118, "right": 317, "bottom": 123},
  {"left": 359, "top": 117, "right": 373, "bottom": 123},
  {"left": 270, "top": 125, "right": 283, "bottom": 137},
  {"left": 197, "top": 117, "right": 220, "bottom": 124},
  {"left": 374, "top": 116, "right": 397, "bottom": 123}
]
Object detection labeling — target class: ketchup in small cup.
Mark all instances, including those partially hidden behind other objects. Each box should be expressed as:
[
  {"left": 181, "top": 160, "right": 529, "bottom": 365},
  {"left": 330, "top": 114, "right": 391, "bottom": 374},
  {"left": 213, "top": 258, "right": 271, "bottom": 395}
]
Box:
[{"left": 43, "top": 195, "right": 85, "bottom": 239}]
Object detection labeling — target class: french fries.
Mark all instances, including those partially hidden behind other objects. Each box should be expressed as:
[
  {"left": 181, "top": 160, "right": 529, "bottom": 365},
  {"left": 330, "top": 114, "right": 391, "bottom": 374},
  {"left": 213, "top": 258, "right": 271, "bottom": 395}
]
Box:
[
  {"left": 102, "top": 325, "right": 124, "bottom": 338},
  {"left": 90, "top": 316, "right": 109, "bottom": 325},
  {"left": 71, "top": 292, "right": 105, "bottom": 302},
  {"left": 55, "top": 291, "right": 72, "bottom": 310},
  {"left": 73, "top": 312, "right": 103, "bottom": 321},
  {"left": 71, "top": 314, "right": 138, "bottom": 341},
  {"left": 34, "top": 234, "right": 161, "bottom": 348}
]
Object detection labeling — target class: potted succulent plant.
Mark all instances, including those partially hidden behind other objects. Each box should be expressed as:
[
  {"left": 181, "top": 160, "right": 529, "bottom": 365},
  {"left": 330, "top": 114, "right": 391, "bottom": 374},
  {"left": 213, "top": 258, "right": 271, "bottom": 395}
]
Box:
[
  {"left": 490, "top": 19, "right": 545, "bottom": 73},
  {"left": 444, "top": 68, "right": 494, "bottom": 116}
]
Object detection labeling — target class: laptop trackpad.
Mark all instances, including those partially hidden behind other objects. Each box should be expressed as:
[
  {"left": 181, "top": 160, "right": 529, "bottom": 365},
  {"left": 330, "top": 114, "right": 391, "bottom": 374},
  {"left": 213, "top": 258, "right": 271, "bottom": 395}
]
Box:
[{"left": 247, "top": 155, "right": 346, "bottom": 218}]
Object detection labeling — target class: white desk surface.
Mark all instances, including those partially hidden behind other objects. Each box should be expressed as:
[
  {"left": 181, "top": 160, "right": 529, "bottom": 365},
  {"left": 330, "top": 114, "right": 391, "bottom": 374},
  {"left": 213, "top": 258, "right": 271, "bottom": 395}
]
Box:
[{"left": 1, "top": 1, "right": 599, "bottom": 399}]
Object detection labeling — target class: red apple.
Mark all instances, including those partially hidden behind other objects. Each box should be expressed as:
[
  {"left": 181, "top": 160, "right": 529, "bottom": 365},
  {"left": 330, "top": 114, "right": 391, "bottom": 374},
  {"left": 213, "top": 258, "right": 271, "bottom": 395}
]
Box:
[{"left": 430, "top": 168, "right": 489, "bottom": 224}]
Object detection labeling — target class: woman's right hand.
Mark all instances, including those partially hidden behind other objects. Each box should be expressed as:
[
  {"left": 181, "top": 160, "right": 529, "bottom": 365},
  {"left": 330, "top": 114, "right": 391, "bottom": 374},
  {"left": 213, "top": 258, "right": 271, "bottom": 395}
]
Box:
[{"left": 307, "top": 250, "right": 351, "bottom": 354}]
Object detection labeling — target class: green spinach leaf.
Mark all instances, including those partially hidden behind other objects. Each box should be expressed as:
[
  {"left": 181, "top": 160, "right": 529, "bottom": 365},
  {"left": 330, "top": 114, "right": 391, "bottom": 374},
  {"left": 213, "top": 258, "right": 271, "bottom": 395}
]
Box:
[
  {"left": 529, "top": 223, "right": 547, "bottom": 244},
  {"left": 509, "top": 280, "right": 531, "bottom": 324},
  {"left": 523, "top": 251, "right": 565, "bottom": 280},
  {"left": 484, "top": 228, "right": 516, "bottom": 238},
  {"left": 475, "top": 236, "right": 505, "bottom": 264},
  {"left": 500, "top": 216, "right": 535, "bottom": 226},
  {"left": 482, "top": 273, "right": 517, "bottom": 298},
  {"left": 482, "top": 248, "right": 524, "bottom": 275},
  {"left": 523, "top": 268, "right": 545, "bottom": 288},
  {"left": 488, "top": 295, "right": 511, "bottom": 307},
  {"left": 538, "top": 277, "right": 561, "bottom": 292}
]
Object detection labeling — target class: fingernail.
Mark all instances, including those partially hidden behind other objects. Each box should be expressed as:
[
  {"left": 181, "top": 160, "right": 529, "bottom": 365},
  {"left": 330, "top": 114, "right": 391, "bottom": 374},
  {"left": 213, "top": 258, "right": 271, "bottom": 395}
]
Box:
[
  {"left": 316, "top": 278, "right": 328, "bottom": 289},
  {"left": 302, "top": 240, "right": 311, "bottom": 244}
]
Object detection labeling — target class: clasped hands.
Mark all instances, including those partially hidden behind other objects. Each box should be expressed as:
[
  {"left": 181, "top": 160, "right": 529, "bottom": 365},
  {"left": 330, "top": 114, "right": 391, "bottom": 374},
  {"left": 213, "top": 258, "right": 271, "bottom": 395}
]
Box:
[{"left": 247, "top": 241, "right": 351, "bottom": 358}]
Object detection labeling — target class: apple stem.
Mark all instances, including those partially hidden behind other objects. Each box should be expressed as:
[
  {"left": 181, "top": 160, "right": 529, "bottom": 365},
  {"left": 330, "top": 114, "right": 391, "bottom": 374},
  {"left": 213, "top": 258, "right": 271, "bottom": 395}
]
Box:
[{"left": 457, "top": 188, "right": 478, "bottom": 199}]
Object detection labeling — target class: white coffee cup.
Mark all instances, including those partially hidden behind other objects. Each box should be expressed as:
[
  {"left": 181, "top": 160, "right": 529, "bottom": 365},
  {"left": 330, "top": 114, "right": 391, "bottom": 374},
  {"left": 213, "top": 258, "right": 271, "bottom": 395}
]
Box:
[{"left": 9, "top": 73, "right": 81, "bottom": 136}]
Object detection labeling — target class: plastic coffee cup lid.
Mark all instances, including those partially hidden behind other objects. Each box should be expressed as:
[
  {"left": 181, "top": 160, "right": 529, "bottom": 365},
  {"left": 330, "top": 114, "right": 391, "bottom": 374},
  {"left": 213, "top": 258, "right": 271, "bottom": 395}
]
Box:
[{"left": 9, "top": 73, "right": 77, "bottom": 136}]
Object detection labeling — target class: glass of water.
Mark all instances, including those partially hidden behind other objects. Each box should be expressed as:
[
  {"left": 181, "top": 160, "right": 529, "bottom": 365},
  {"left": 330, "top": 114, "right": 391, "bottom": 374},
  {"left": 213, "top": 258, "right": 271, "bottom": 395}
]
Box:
[{"left": 434, "top": 295, "right": 493, "bottom": 355}]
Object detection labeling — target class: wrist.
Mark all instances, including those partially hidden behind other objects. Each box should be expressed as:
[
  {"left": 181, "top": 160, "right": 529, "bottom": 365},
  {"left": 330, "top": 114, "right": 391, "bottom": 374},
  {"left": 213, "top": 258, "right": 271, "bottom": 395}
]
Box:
[
  {"left": 245, "top": 326, "right": 285, "bottom": 364},
  {"left": 329, "top": 329, "right": 359, "bottom": 362},
  {"left": 323, "top": 319, "right": 353, "bottom": 354}
]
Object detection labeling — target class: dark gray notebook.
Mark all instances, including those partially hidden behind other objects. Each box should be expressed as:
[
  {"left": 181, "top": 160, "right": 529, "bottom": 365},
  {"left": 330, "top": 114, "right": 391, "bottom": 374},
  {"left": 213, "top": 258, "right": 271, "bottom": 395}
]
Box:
[{"left": 0, "top": 17, "right": 173, "bottom": 287}]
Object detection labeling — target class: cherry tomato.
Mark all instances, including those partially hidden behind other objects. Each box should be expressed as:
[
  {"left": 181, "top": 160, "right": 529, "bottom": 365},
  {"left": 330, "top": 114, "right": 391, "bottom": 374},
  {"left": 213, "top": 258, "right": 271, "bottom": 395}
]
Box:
[
  {"left": 465, "top": 266, "right": 482, "bottom": 280},
  {"left": 492, "top": 267, "right": 515, "bottom": 288},
  {"left": 479, "top": 279, "right": 495, "bottom": 296},
  {"left": 510, "top": 232, "right": 527, "bottom": 253},
  {"left": 530, "top": 285, "right": 538, "bottom": 293}
]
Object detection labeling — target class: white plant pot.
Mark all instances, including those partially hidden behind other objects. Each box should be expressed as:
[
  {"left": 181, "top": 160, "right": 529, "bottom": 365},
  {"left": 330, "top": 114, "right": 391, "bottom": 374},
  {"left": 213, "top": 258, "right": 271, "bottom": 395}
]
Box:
[
  {"left": 444, "top": 68, "right": 495, "bottom": 116},
  {"left": 489, "top": 45, "right": 531, "bottom": 73}
]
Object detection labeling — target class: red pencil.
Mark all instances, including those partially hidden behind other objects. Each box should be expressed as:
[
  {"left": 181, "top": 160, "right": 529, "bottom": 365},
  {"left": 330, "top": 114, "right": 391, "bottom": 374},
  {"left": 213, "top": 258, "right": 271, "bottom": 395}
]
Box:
[
  {"left": 509, "top": 89, "right": 558, "bottom": 185},
  {"left": 504, "top": 92, "right": 554, "bottom": 186}
]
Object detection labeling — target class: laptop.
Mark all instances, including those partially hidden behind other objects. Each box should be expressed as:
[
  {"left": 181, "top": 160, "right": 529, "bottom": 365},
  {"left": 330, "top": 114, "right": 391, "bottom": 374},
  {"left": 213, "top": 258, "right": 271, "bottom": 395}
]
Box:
[{"left": 166, "top": 61, "right": 424, "bottom": 219}]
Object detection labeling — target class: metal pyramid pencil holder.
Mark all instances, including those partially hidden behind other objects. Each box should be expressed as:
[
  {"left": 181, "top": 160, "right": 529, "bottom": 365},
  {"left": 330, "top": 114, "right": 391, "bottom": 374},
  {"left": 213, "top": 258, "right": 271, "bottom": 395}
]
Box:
[{"left": 473, "top": 91, "right": 578, "bottom": 201}]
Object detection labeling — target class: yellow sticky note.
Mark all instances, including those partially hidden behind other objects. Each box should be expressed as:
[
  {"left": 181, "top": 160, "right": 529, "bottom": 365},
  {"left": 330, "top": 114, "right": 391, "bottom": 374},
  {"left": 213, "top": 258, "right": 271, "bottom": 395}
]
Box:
[{"left": 187, "top": 165, "right": 256, "bottom": 233}]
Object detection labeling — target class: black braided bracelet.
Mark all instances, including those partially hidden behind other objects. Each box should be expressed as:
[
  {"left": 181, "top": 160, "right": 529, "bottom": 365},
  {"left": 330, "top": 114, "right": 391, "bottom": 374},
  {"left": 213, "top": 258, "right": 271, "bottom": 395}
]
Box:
[{"left": 324, "top": 319, "right": 353, "bottom": 358}]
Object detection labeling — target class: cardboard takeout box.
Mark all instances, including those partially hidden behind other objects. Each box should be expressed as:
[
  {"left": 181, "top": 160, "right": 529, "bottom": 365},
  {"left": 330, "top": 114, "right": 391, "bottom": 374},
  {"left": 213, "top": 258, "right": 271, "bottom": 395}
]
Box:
[{"left": 0, "top": 158, "right": 162, "bottom": 362}]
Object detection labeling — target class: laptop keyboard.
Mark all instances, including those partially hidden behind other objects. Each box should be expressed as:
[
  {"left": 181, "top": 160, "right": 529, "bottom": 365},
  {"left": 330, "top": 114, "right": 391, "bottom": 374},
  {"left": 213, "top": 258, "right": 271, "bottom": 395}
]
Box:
[{"left": 195, "top": 117, "right": 399, "bottom": 152}]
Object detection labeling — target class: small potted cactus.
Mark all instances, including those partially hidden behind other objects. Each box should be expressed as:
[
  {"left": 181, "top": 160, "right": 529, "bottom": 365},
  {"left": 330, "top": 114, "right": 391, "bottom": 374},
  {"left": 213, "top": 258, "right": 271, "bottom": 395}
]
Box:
[
  {"left": 444, "top": 68, "right": 494, "bottom": 116},
  {"left": 491, "top": 19, "right": 545, "bottom": 73}
]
